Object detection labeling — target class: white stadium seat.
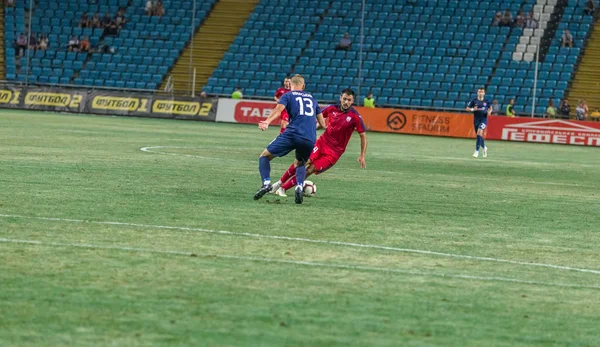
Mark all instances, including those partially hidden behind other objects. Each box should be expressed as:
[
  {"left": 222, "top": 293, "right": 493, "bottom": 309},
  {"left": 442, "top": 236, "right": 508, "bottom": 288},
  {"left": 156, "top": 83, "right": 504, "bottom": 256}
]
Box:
[
  {"left": 524, "top": 28, "right": 534, "bottom": 37},
  {"left": 530, "top": 36, "right": 541, "bottom": 45},
  {"left": 535, "top": 29, "right": 545, "bottom": 37},
  {"left": 534, "top": 12, "right": 541, "bottom": 20},
  {"left": 513, "top": 52, "right": 524, "bottom": 61},
  {"left": 520, "top": 36, "right": 531, "bottom": 44},
  {"left": 534, "top": 5, "right": 544, "bottom": 13},
  {"left": 541, "top": 13, "right": 551, "bottom": 22},
  {"left": 540, "top": 21, "right": 548, "bottom": 30},
  {"left": 544, "top": 5, "right": 555, "bottom": 13},
  {"left": 538, "top": 0, "right": 547, "bottom": 4},
  {"left": 547, "top": 0, "right": 557, "bottom": 6},
  {"left": 517, "top": 44, "right": 527, "bottom": 53},
  {"left": 527, "top": 44, "right": 538, "bottom": 53},
  {"left": 524, "top": 53, "right": 535, "bottom": 62}
]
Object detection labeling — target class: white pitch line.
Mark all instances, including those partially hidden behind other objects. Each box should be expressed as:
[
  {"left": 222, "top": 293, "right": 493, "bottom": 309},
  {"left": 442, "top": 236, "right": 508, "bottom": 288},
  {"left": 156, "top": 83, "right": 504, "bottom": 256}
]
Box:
[
  {"left": 1, "top": 213, "right": 599, "bottom": 275},
  {"left": 1, "top": 237, "right": 598, "bottom": 290}
]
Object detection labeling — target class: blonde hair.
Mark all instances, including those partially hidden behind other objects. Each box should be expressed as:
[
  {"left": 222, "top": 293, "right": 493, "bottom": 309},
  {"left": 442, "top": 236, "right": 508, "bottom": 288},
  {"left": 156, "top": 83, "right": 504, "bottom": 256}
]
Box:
[{"left": 290, "top": 74, "right": 305, "bottom": 87}]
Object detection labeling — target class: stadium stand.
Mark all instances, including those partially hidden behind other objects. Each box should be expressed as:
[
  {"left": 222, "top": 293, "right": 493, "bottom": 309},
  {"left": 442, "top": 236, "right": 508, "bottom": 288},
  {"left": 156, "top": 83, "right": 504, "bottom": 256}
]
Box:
[
  {"left": 566, "top": 1, "right": 600, "bottom": 115},
  {"left": 164, "top": 0, "right": 259, "bottom": 94},
  {"left": 203, "top": 0, "right": 594, "bottom": 116},
  {"left": 4, "top": 0, "right": 216, "bottom": 88},
  {"left": 2, "top": 0, "right": 596, "bottom": 116},
  {"left": 0, "top": 1, "right": 5, "bottom": 80}
]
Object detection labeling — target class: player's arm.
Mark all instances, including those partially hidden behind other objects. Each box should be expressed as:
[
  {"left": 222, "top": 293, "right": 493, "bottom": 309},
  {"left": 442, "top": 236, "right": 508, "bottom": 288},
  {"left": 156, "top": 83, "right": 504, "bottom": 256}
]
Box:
[
  {"left": 259, "top": 104, "right": 285, "bottom": 131},
  {"left": 487, "top": 104, "right": 493, "bottom": 116},
  {"left": 358, "top": 132, "right": 367, "bottom": 169},
  {"left": 316, "top": 113, "right": 327, "bottom": 130},
  {"left": 466, "top": 100, "right": 475, "bottom": 112}
]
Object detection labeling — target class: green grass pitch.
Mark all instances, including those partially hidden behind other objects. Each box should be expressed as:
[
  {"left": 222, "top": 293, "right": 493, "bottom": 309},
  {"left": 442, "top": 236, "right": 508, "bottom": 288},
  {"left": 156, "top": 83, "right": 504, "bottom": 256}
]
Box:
[{"left": 0, "top": 109, "right": 599, "bottom": 346}]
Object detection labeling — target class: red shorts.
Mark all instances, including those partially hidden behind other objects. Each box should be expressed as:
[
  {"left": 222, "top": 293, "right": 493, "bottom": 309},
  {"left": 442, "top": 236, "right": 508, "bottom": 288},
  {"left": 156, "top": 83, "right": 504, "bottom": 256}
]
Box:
[{"left": 309, "top": 138, "right": 341, "bottom": 175}]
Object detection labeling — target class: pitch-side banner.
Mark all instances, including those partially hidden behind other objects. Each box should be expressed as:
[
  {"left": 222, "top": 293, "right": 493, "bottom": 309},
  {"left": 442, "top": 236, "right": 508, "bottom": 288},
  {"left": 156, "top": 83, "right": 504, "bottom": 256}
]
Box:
[
  {"left": 87, "top": 91, "right": 217, "bottom": 121},
  {"left": 356, "top": 107, "right": 477, "bottom": 138},
  {"left": 0, "top": 84, "right": 23, "bottom": 109},
  {"left": 216, "top": 98, "right": 282, "bottom": 125},
  {"left": 487, "top": 116, "right": 600, "bottom": 146}
]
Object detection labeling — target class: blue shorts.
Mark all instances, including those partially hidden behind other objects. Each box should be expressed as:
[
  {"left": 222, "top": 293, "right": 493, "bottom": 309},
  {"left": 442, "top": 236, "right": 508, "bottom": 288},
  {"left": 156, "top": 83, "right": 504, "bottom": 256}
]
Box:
[
  {"left": 266, "top": 131, "right": 315, "bottom": 164},
  {"left": 474, "top": 118, "right": 488, "bottom": 132}
]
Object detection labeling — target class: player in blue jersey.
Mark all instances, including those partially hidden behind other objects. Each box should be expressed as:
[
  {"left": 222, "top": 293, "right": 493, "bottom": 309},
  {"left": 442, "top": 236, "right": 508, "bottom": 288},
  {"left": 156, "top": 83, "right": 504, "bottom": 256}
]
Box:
[
  {"left": 466, "top": 88, "right": 492, "bottom": 158},
  {"left": 254, "top": 74, "right": 327, "bottom": 204}
]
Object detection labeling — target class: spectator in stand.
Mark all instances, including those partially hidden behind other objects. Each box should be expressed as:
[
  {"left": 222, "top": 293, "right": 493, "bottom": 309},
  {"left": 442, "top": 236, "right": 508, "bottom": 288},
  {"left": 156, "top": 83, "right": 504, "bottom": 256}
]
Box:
[
  {"left": 15, "top": 33, "right": 28, "bottom": 57},
  {"left": 79, "top": 36, "right": 91, "bottom": 52},
  {"left": 584, "top": 0, "right": 596, "bottom": 15},
  {"left": 562, "top": 30, "right": 573, "bottom": 48},
  {"left": 506, "top": 98, "right": 516, "bottom": 117},
  {"left": 514, "top": 10, "right": 525, "bottom": 28},
  {"left": 28, "top": 33, "right": 38, "bottom": 50},
  {"left": 591, "top": 108, "right": 600, "bottom": 120},
  {"left": 101, "top": 21, "right": 119, "bottom": 39},
  {"left": 145, "top": 0, "right": 154, "bottom": 16},
  {"left": 545, "top": 100, "right": 557, "bottom": 118},
  {"left": 115, "top": 9, "right": 127, "bottom": 28},
  {"left": 37, "top": 33, "right": 48, "bottom": 51},
  {"left": 91, "top": 12, "right": 102, "bottom": 28},
  {"left": 575, "top": 101, "right": 587, "bottom": 120},
  {"left": 491, "top": 12, "right": 502, "bottom": 26},
  {"left": 79, "top": 12, "right": 90, "bottom": 28},
  {"left": 232, "top": 87, "right": 243, "bottom": 99},
  {"left": 364, "top": 92, "right": 375, "bottom": 108},
  {"left": 102, "top": 12, "right": 113, "bottom": 27},
  {"left": 525, "top": 11, "right": 538, "bottom": 29},
  {"left": 559, "top": 98, "right": 571, "bottom": 117},
  {"left": 7, "top": 0, "right": 15, "bottom": 7},
  {"left": 68, "top": 35, "right": 80, "bottom": 52},
  {"left": 491, "top": 99, "right": 500, "bottom": 115},
  {"left": 335, "top": 33, "right": 352, "bottom": 50},
  {"left": 154, "top": 0, "right": 165, "bottom": 16},
  {"left": 500, "top": 10, "right": 513, "bottom": 27}
]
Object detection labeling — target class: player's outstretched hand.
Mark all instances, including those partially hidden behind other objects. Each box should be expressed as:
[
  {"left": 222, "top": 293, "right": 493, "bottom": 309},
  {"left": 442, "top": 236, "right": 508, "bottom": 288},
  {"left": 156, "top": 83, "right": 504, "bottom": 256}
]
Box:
[
  {"left": 258, "top": 121, "right": 269, "bottom": 131},
  {"left": 357, "top": 155, "right": 366, "bottom": 169}
]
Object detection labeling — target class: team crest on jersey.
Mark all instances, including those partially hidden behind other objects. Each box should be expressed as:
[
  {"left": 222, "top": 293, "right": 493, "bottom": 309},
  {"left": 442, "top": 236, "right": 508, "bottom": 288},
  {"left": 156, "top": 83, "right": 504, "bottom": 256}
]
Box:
[{"left": 346, "top": 116, "right": 351, "bottom": 122}]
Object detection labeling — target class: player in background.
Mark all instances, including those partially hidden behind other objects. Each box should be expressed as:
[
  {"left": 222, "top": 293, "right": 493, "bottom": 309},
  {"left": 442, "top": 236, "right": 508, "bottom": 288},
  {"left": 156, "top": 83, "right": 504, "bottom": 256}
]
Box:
[
  {"left": 254, "top": 74, "right": 327, "bottom": 204},
  {"left": 274, "top": 77, "right": 291, "bottom": 134},
  {"left": 271, "top": 88, "right": 367, "bottom": 197},
  {"left": 466, "top": 87, "right": 492, "bottom": 158}
]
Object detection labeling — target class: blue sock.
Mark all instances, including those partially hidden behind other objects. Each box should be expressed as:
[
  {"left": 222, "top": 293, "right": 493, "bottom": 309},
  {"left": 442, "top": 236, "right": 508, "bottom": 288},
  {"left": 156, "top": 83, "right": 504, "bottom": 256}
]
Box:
[
  {"left": 259, "top": 156, "right": 271, "bottom": 185},
  {"left": 479, "top": 135, "right": 486, "bottom": 149},
  {"left": 475, "top": 136, "right": 481, "bottom": 151},
  {"left": 295, "top": 165, "right": 306, "bottom": 189}
]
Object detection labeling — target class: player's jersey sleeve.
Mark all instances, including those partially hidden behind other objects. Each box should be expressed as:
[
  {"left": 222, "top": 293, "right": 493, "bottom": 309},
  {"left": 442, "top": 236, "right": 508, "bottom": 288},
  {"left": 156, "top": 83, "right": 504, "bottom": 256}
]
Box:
[
  {"left": 321, "top": 105, "right": 334, "bottom": 118},
  {"left": 485, "top": 99, "right": 492, "bottom": 111},
  {"left": 355, "top": 113, "right": 366, "bottom": 133},
  {"left": 467, "top": 99, "right": 475, "bottom": 108},
  {"left": 314, "top": 99, "right": 322, "bottom": 116},
  {"left": 274, "top": 88, "right": 285, "bottom": 99}
]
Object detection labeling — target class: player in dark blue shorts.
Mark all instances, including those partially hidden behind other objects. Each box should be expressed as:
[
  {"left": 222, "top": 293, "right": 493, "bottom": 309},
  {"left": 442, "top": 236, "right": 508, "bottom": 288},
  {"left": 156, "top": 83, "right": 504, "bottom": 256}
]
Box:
[
  {"left": 254, "top": 74, "right": 327, "bottom": 204},
  {"left": 466, "top": 87, "right": 492, "bottom": 158}
]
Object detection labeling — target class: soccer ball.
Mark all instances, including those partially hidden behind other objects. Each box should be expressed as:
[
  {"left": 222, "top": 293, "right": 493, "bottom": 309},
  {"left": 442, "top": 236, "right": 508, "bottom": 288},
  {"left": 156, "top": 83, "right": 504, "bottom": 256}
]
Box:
[{"left": 303, "top": 180, "right": 316, "bottom": 197}]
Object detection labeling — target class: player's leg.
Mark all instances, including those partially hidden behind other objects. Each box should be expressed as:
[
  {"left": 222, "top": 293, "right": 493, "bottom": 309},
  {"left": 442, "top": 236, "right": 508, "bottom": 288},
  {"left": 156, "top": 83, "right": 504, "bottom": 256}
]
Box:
[
  {"left": 478, "top": 121, "right": 488, "bottom": 158},
  {"left": 254, "top": 135, "right": 292, "bottom": 200},
  {"left": 293, "top": 139, "right": 314, "bottom": 204},
  {"left": 473, "top": 122, "right": 481, "bottom": 158}
]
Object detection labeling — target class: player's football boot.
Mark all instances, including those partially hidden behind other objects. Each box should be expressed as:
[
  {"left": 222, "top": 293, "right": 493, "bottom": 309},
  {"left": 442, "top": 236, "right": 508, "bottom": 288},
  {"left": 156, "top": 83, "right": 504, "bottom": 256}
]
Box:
[
  {"left": 294, "top": 186, "right": 303, "bottom": 204},
  {"left": 482, "top": 146, "right": 488, "bottom": 158},
  {"left": 269, "top": 180, "right": 282, "bottom": 194},
  {"left": 253, "top": 184, "right": 272, "bottom": 200},
  {"left": 472, "top": 151, "right": 479, "bottom": 158},
  {"left": 274, "top": 187, "right": 287, "bottom": 197}
]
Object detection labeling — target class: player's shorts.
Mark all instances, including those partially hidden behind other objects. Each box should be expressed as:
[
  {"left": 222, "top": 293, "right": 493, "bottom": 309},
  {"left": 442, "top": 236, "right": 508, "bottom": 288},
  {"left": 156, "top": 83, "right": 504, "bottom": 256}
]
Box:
[
  {"left": 267, "top": 131, "right": 314, "bottom": 164},
  {"left": 474, "top": 118, "right": 488, "bottom": 132},
  {"left": 309, "top": 139, "right": 342, "bottom": 175}
]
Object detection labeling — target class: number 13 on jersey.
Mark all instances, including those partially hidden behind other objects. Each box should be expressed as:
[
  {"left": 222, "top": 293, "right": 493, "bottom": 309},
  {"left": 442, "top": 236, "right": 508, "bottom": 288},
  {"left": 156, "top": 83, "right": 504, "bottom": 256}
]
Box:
[{"left": 295, "top": 97, "right": 315, "bottom": 116}]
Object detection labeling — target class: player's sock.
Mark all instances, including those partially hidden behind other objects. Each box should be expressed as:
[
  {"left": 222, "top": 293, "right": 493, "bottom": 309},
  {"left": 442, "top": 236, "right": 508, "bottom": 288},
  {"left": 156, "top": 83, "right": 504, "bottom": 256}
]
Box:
[
  {"left": 280, "top": 164, "right": 296, "bottom": 184},
  {"left": 296, "top": 165, "right": 307, "bottom": 188},
  {"left": 259, "top": 156, "right": 271, "bottom": 185},
  {"left": 475, "top": 136, "right": 482, "bottom": 151},
  {"left": 282, "top": 177, "right": 297, "bottom": 191},
  {"left": 480, "top": 136, "right": 486, "bottom": 149}
]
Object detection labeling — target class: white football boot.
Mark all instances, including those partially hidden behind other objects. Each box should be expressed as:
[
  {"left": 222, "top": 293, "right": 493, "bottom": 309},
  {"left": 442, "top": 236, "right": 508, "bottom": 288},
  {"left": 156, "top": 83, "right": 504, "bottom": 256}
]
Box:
[
  {"left": 274, "top": 187, "right": 287, "bottom": 197},
  {"left": 472, "top": 150, "right": 479, "bottom": 158},
  {"left": 269, "top": 180, "right": 282, "bottom": 194},
  {"left": 482, "top": 146, "right": 488, "bottom": 158}
]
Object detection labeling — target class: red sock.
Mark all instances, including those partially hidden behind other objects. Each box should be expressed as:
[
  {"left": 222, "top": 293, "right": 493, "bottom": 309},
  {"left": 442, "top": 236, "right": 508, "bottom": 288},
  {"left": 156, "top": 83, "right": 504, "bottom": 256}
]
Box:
[
  {"left": 282, "top": 177, "right": 297, "bottom": 191},
  {"left": 280, "top": 164, "right": 296, "bottom": 184}
]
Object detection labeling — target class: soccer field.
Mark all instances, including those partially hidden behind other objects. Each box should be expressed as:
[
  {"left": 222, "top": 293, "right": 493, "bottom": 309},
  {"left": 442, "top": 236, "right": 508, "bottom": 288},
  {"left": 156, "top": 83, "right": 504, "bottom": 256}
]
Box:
[{"left": 1, "top": 109, "right": 599, "bottom": 346}]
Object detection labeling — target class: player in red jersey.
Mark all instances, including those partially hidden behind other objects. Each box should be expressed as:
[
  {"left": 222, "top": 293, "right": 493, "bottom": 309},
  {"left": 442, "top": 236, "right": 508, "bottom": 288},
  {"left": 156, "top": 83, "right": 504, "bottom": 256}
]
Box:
[
  {"left": 274, "top": 77, "right": 291, "bottom": 134},
  {"left": 270, "top": 88, "right": 367, "bottom": 196}
]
